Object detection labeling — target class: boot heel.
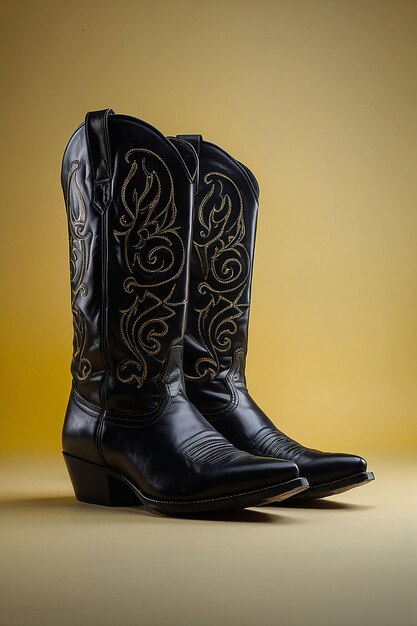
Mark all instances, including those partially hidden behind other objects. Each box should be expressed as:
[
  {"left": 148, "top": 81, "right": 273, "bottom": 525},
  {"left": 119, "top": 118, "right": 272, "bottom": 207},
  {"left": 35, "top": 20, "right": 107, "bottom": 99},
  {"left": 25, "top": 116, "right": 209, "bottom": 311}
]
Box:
[{"left": 63, "top": 452, "right": 140, "bottom": 507}]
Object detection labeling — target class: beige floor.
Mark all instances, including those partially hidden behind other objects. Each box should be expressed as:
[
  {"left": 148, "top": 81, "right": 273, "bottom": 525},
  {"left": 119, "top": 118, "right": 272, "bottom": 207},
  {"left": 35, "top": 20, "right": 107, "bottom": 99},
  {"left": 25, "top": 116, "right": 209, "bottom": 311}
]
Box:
[{"left": 0, "top": 454, "right": 416, "bottom": 626}]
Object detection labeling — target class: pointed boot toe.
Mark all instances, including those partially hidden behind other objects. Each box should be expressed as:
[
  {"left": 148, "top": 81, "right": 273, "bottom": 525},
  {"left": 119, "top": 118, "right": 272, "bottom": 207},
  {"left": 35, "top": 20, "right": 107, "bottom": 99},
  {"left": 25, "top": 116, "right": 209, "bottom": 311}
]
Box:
[
  {"left": 285, "top": 451, "right": 374, "bottom": 501},
  {"left": 216, "top": 455, "right": 306, "bottom": 504},
  {"left": 305, "top": 452, "right": 368, "bottom": 486}
]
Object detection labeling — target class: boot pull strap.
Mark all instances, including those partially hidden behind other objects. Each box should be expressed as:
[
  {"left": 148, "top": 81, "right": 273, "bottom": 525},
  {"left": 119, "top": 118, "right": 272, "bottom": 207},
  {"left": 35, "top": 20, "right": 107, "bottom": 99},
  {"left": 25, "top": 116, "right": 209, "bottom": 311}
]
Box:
[
  {"left": 177, "top": 134, "right": 202, "bottom": 192},
  {"left": 85, "top": 108, "right": 114, "bottom": 213}
]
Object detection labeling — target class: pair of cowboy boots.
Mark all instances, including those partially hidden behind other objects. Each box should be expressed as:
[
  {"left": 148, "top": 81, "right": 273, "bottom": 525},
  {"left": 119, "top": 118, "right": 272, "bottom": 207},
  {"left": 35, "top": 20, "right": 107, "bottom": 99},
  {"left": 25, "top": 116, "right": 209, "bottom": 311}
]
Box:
[{"left": 62, "top": 109, "right": 374, "bottom": 515}]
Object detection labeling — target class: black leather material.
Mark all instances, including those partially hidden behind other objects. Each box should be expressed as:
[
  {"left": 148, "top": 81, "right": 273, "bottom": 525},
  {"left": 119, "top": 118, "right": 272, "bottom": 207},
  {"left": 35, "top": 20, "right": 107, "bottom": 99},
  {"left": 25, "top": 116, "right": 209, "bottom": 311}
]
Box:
[
  {"left": 180, "top": 135, "right": 368, "bottom": 490},
  {"left": 61, "top": 110, "right": 301, "bottom": 507},
  {"left": 86, "top": 108, "right": 114, "bottom": 213}
]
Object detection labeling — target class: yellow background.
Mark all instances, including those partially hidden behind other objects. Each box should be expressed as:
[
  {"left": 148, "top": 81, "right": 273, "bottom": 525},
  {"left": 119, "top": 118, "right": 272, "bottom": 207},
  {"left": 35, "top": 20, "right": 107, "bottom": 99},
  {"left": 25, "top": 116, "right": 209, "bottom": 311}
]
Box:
[{"left": 0, "top": 0, "right": 416, "bottom": 454}]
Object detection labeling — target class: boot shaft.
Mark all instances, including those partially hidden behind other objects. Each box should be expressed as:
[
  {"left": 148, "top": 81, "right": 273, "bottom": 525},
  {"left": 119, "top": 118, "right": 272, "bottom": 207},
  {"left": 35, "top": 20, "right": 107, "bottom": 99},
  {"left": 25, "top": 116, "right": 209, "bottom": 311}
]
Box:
[
  {"left": 178, "top": 136, "right": 260, "bottom": 413},
  {"left": 63, "top": 110, "right": 196, "bottom": 413}
]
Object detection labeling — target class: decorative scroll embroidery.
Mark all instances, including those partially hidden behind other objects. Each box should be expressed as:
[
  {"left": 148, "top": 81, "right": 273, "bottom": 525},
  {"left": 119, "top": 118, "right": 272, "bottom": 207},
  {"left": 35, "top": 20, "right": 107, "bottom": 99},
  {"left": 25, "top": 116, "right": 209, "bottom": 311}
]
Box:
[
  {"left": 186, "top": 172, "right": 250, "bottom": 380},
  {"left": 66, "top": 160, "right": 92, "bottom": 383},
  {"left": 115, "top": 149, "right": 186, "bottom": 388}
]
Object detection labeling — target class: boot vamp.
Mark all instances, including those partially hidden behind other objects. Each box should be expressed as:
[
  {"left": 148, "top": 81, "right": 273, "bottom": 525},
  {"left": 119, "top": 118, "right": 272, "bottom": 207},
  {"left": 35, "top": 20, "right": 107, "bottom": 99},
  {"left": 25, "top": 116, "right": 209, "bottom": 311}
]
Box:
[
  {"left": 205, "top": 390, "right": 367, "bottom": 487},
  {"left": 101, "top": 390, "right": 299, "bottom": 501},
  {"left": 248, "top": 425, "right": 367, "bottom": 486}
]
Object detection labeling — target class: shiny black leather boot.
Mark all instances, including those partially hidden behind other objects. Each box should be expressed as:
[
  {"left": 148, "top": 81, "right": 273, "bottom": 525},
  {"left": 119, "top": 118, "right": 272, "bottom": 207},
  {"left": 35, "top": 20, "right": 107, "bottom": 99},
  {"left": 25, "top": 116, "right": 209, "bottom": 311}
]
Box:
[
  {"left": 61, "top": 109, "right": 308, "bottom": 515},
  {"left": 178, "top": 134, "right": 374, "bottom": 500}
]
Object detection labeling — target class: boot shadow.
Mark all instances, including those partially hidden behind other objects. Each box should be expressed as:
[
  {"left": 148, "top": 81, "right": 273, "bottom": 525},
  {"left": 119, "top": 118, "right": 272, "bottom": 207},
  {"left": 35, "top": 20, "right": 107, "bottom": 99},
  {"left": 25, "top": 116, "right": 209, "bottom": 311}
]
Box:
[
  {"left": 0, "top": 495, "right": 303, "bottom": 523},
  {"left": 159, "top": 507, "right": 303, "bottom": 523}
]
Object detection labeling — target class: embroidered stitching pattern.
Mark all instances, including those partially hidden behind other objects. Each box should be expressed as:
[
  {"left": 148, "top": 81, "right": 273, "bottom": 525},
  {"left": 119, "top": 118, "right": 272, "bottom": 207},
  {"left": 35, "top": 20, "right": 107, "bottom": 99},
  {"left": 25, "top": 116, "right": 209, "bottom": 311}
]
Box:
[
  {"left": 186, "top": 172, "right": 250, "bottom": 380},
  {"left": 250, "top": 427, "right": 305, "bottom": 462},
  {"left": 114, "top": 149, "right": 186, "bottom": 388},
  {"left": 66, "top": 160, "right": 92, "bottom": 383},
  {"left": 176, "top": 430, "right": 247, "bottom": 465}
]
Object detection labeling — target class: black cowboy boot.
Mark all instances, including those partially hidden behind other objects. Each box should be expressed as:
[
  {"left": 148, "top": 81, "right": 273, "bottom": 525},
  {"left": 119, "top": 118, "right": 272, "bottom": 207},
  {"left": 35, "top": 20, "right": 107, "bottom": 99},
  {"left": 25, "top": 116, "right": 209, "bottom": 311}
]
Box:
[
  {"left": 61, "top": 109, "right": 308, "bottom": 515},
  {"left": 178, "top": 134, "right": 374, "bottom": 500}
]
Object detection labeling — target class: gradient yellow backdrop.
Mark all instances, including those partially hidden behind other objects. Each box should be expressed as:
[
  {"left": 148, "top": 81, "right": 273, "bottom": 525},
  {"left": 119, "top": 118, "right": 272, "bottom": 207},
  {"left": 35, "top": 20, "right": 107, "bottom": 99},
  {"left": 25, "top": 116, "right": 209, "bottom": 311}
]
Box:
[{"left": 0, "top": 0, "right": 416, "bottom": 454}]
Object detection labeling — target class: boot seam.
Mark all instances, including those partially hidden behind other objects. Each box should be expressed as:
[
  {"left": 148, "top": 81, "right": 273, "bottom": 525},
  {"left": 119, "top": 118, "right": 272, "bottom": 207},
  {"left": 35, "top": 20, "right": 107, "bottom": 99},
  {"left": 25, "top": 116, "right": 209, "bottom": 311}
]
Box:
[{"left": 201, "top": 348, "right": 245, "bottom": 420}]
